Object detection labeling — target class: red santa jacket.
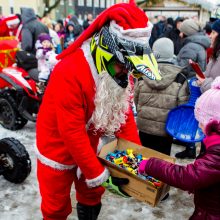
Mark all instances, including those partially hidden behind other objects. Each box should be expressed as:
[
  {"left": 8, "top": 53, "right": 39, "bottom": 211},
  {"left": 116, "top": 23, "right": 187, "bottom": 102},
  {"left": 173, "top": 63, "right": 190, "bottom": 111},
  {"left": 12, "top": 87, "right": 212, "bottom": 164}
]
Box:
[{"left": 36, "top": 41, "right": 140, "bottom": 186}]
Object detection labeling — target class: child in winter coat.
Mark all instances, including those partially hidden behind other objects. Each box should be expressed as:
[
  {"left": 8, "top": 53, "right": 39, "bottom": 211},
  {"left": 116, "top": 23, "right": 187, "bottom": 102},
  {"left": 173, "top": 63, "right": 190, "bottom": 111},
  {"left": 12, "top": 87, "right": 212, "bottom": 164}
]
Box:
[
  {"left": 139, "top": 76, "right": 220, "bottom": 220},
  {"left": 134, "top": 38, "right": 189, "bottom": 156},
  {"left": 35, "top": 33, "right": 58, "bottom": 94}
]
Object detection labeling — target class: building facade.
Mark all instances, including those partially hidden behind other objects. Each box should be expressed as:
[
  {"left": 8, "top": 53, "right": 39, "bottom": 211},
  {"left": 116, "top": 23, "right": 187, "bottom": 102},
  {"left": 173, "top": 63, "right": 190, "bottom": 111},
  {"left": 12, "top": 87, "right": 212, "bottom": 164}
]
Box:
[
  {"left": 0, "top": 0, "right": 44, "bottom": 16},
  {"left": 57, "top": 0, "right": 128, "bottom": 21},
  {"left": 138, "top": 0, "right": 211, "bottom": 24}
]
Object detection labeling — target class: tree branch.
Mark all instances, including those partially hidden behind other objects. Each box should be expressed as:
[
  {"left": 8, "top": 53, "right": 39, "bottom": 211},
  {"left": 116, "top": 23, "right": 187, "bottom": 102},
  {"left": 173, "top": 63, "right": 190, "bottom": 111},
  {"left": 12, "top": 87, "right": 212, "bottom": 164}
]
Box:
[{"left": 43, "top": 0, "right": 66, "bottom": 16}]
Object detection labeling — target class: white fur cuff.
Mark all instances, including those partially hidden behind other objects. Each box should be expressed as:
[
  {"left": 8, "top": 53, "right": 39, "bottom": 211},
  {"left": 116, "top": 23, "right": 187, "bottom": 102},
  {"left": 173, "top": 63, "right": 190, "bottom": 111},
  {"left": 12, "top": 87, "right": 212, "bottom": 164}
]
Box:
[
  {"left": 109, "top": 20, "right": 153, "bottom": 45},
  {"left": 86, "top": 168, "right": 110, "bottom": 188}
]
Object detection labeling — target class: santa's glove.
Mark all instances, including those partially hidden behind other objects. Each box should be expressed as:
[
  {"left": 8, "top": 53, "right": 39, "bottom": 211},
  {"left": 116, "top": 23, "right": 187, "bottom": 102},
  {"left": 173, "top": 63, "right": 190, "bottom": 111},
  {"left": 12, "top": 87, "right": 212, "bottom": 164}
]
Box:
[{"left": 102, "top": 176, "right": 130, "bottom": 198}]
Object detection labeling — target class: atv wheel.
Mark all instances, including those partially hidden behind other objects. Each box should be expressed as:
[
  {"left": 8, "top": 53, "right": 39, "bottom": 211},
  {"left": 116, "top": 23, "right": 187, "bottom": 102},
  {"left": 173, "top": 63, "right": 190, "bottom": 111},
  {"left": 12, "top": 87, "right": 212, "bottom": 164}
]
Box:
[
  {"left": 0, "top": 138, "right": 31, "bottom": 183},
  {"left": 0, "top": 91, "right": 28, "bottom": 130}
]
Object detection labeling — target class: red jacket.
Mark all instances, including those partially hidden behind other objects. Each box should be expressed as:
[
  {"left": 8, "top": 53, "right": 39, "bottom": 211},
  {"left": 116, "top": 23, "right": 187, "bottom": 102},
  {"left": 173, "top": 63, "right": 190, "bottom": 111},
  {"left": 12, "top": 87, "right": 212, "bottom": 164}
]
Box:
[
  {"left": 36, "top": 43, "right": 140, "bottom": 184},
  {"left": 145, "top": 134, "right": 220, "bottom": 220}
]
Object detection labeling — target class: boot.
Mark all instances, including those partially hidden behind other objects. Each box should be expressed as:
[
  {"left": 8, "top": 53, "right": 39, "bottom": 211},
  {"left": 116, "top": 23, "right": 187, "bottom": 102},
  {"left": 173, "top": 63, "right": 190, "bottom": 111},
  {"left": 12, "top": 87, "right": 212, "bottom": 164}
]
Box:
[
  {"left": 175, "top": 147, "right": 196, "bottom": 159},
  {"left": 161, "top": 193, "right": 169, "bottom": 201},
  {"left": 77, "top": 202, "right": 101, "bottom": 220}
]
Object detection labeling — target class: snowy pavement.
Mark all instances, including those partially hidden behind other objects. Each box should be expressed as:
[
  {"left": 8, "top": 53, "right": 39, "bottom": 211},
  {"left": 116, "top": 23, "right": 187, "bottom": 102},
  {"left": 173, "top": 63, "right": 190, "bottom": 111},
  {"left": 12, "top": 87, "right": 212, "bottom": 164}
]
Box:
[{"left": 0, "top": 122, "right": 196, "bottom": 220}]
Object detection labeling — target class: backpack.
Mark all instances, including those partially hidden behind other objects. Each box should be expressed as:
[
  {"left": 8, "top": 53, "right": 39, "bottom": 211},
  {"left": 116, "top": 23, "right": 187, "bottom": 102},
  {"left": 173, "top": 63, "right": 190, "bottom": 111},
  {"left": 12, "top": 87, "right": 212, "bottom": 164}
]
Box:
[{"left": 16, "top": 50, "right": 38, "bottom": 71}]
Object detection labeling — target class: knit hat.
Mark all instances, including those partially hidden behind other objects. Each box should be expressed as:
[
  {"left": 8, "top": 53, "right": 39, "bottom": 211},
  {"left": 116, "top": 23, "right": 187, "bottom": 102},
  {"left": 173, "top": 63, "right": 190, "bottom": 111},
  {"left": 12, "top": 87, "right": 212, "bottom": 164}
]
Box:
[
  {"left": 152, "top": 37, "right": 174, "bottom": 62},
  {"left": 195, "top": 76, "right": 220, "bottom": 127},
  {"left": 179, "top": 19, "right": 200, "bottom": 36},
  {"left": 38, "top": 33, "right": 52, "bottom": 43},
  {"left": 211, "top": 19, "right": 220, "bottom": 35},
  {"left": 5, "top": 15, "right": 20, "bottom": 27},
  {"left": 57, "top": 0, "right": 152, "bottom": 59}
]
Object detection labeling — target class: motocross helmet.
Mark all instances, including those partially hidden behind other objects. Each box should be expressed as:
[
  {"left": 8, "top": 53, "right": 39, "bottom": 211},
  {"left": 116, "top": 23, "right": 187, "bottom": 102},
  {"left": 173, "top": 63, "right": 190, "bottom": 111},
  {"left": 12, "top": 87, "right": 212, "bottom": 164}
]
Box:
[{"left": 90, "top": 24, "right": 161, "bottom": 88}]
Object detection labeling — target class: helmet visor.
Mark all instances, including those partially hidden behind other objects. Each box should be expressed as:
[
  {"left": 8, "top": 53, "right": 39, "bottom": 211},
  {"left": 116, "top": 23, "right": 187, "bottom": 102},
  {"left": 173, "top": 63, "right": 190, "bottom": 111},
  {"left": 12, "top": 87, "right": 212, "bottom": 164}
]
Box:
[
  {"left": 106, "top": 60, "right": 129, "bottom": 88},
  {"left": 114, "top": 36, "right": 162, "bottom": 81}
]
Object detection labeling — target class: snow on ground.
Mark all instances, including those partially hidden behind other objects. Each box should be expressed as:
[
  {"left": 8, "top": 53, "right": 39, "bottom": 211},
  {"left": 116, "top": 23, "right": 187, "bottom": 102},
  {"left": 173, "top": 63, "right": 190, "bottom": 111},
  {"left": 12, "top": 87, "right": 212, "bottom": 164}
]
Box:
[{"left": 0, "top": 122, "right": 196, "bottom": 220}]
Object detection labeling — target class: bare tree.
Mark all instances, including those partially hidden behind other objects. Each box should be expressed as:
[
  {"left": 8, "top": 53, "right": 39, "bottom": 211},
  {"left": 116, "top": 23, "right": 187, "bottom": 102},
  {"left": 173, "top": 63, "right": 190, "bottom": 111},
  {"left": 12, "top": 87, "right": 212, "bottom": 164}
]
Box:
[{"left": 43, "top": 0, "right": 66, "bottom": 17}]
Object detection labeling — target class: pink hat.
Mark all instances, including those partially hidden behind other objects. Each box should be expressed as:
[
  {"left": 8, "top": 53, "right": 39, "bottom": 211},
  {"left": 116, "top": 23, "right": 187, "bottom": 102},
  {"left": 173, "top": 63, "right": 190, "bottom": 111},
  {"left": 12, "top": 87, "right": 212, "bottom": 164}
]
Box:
[{"left": 195, "top": 76, "right": 220, "bottom": 126}]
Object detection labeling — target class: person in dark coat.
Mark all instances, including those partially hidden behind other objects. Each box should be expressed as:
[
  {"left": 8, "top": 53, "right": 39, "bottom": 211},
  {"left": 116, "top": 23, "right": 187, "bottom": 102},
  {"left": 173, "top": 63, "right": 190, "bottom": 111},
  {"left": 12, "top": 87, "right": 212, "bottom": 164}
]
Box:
[
  {"left": 70, "top": 15, "right": 83, "bottom": 35},
  {"left": 64, "top": 21, "right": 80, "bottom": 49},
  {"left": 162, "top": 17, "right": 184, "bottom": 55},
  {"left": 138, "top": 76, "right": 220, "bottom": 220},
  {"left": 149, "top": 15, "right": 166, "bottom": 47},
  {"left": 177, "top": 19, "right": 210, "bottom": 78},
  {"left": 83, "top": 13, "right": 93, "bottom": 30},
  {"left": 20, "top": 7, "right": 49, "bottom": 54}
]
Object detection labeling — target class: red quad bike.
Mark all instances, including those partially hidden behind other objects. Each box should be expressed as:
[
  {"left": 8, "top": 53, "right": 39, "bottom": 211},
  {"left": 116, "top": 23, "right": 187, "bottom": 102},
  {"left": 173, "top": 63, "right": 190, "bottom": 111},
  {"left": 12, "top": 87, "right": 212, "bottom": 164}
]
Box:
[
  {"left": 0, "top": 137, "right": 31, "bottom": 183},
  {"left": 0, "top": 65, "right": 40, "bottom": 130},
  {"left": 0, "top": 36, "right": 40, "bottom": 130}
]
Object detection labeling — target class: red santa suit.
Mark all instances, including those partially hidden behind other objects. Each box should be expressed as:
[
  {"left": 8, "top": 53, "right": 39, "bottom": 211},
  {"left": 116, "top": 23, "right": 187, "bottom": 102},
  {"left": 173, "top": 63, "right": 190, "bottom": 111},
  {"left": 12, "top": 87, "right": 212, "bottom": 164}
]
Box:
[
  {"left": 0, "top": 15, "right": 21, "bottom": 40},
  {"left": 36, "top": 2, "right": 152, "bottom": 220}
]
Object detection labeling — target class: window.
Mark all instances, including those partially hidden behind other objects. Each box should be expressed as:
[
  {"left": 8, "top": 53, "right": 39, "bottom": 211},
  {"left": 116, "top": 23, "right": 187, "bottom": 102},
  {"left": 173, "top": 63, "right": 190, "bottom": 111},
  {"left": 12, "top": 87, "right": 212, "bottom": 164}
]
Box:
[
  {"left": 78, "top": 0, "right": 84, "bottom": 6},
  {"left": 106, "top": 0, "right": 111, "bottom": 8},
  {"left": 100, "top": 0, "right": 105, "bottom": 8},
  {"left": 69, "top": 0, "right": 73, "bottom": 6},
  {"left": 10, "top": 7, "right": 14, "bottom": 14},
  {"left": 94, "top": 0, "right": 99, "bottom": 7},
  {"left": 60, "top": 0, "right": 64, "bottom": 5},
  {"left": 86, "top": 0, "right": 92, "bottom": 7},
  {"left": 110, "top": 0, "right": 115, "bottom": 6}
]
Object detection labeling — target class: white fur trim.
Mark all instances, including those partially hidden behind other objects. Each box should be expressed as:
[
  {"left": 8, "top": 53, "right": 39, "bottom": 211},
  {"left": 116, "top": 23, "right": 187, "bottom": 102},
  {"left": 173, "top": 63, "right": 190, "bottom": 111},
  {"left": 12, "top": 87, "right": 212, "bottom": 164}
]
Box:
[
  {"left": 35, "top": 146, "right": 76, "bottom": 170},
  {"left": 6, "top": 18, "right": 20, "bottom": 26},
  {"left": 81, "top": 40, "right": 99, "bottom": 87},
  {"left": 97, "top": 138, "right": 103, "bottom": 154},
  {"left": 81, "top": 39, "right": 100, "bottom": 129},
  {"left": 15, "top": 24, "right": 22, "bottom": 40},
  {"left": 86, "top": 168, "right": 110, "bottom": 188},
  {"left": 76, "top": 167, "right": 82, "bottom": 179},
  {"left": 109, "top": 20, "right": 153, "bottom": 45}
]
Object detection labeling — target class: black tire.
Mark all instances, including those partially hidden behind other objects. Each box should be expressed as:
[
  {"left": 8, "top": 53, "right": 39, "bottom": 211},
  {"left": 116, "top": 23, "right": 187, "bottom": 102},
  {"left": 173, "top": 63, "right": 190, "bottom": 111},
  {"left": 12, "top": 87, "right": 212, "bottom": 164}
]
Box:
[
  {"left": 0, "top": 137, "right": 31, "bottom": 183},
  {"left": 0, "top": 91, "right": 28, "bottom": 130}
]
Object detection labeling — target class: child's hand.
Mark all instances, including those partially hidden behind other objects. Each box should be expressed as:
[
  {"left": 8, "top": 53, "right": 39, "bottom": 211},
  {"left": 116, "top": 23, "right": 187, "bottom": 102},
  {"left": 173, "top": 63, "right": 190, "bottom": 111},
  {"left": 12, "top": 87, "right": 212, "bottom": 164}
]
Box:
[{"left": 138, "top": 159, "right": 149, "bottom": 175}]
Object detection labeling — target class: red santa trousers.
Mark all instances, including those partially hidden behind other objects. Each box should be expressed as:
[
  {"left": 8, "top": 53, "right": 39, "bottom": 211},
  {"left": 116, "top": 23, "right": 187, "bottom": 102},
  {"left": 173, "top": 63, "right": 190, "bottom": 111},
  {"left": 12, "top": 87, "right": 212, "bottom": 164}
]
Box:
[{"left": 37, "top": 160, "right": 105, "bottom": 220}]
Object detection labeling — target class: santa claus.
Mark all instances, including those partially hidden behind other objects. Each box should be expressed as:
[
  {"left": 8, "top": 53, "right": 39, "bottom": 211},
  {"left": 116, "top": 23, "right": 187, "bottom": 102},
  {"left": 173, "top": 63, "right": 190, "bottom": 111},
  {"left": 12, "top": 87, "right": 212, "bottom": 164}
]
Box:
[
  {"left": 36, "top": 1, "right": 161, "bottom": 220},
  {"left": 0, "top": 15, "right": 22, "bottom": 40}
]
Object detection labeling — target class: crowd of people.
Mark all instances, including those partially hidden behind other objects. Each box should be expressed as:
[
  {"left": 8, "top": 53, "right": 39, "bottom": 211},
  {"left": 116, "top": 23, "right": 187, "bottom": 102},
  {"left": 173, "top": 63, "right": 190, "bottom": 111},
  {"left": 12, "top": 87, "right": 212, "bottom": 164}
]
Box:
[{"left": 0, "top": 2, "right": 220, "bottom": 220}]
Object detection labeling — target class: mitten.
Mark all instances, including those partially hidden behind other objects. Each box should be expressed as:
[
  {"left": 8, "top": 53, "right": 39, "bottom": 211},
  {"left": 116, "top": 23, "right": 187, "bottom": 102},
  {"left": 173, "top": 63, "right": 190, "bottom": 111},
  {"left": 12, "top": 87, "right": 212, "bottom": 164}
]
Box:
[{"left": 102, "top": 176, "right": 130, "bottom": 198}]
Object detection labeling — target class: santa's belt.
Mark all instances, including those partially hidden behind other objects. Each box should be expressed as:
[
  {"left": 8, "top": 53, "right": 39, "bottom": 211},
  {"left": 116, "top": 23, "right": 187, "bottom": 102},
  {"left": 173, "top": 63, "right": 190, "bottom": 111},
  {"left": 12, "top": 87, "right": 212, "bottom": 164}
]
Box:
[{"left": 35, "top": 146, "right": 76, "bottom": 170}]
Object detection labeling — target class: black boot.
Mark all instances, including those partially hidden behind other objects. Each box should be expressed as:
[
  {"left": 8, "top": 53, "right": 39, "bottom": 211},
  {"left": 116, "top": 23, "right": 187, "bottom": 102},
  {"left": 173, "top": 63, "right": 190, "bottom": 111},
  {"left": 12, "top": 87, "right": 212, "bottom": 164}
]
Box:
[
  {"left": 77, "top": 202, "right": 101, "bottom": 220},
  {"left": 175, "top": 147, "right": 196, "bottom": 159},
  {"left": 161, "top": 193, "right": 169, "bottom": 201}
]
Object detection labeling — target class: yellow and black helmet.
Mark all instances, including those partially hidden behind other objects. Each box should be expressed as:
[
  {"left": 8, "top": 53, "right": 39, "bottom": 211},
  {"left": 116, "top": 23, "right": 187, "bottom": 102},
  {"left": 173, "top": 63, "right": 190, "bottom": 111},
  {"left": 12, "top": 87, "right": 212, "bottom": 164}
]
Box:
[{"left": 90, "top": 25, "right": 161, "bottom": 88}]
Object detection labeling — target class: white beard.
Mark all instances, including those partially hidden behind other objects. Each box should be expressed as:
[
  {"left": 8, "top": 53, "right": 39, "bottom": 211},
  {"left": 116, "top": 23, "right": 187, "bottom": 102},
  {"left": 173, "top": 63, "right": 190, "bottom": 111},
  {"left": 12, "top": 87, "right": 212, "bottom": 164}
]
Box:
[{"left": 89, "top": 72, "right": 131, "bottom": 137}]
